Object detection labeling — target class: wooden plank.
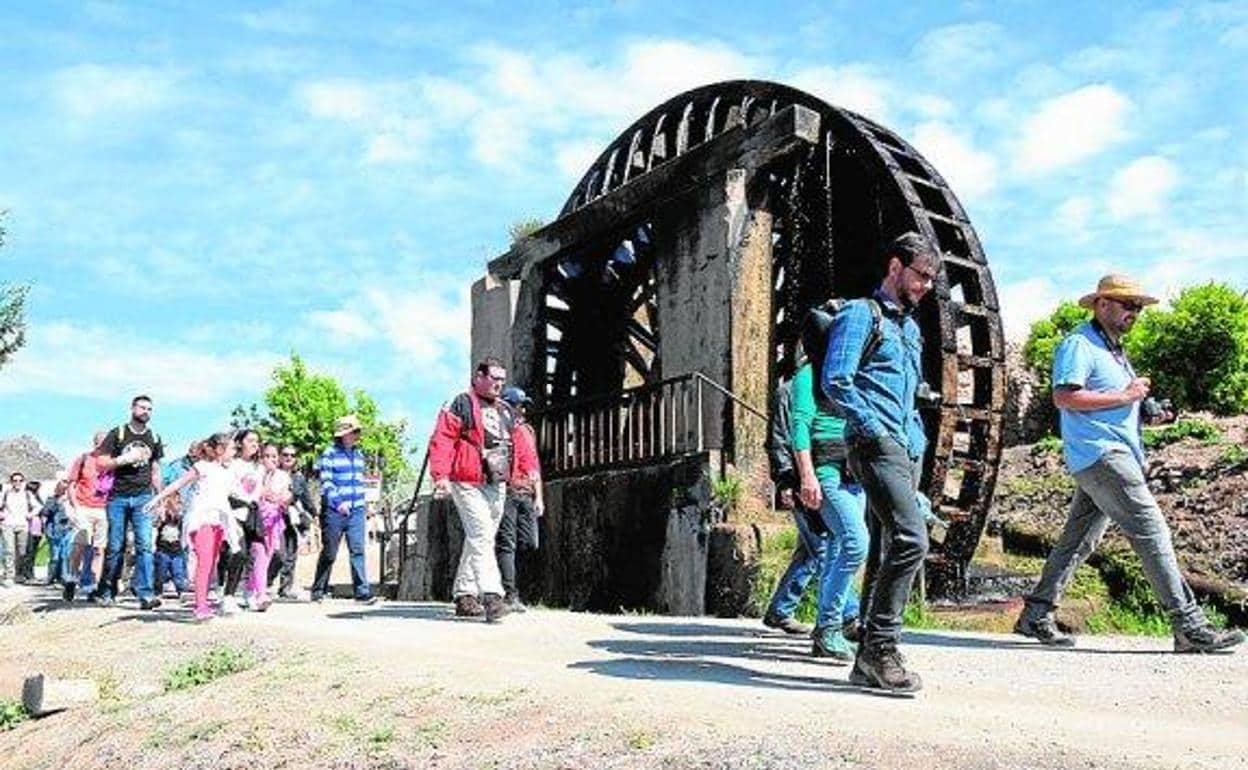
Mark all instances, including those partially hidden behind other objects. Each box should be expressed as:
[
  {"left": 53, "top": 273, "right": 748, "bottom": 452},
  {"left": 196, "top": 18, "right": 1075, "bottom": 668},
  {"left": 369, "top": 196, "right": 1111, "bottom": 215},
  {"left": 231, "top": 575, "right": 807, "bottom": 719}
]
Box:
[{"left": 488, "top": 104, "right": 822, "bottom": 279}]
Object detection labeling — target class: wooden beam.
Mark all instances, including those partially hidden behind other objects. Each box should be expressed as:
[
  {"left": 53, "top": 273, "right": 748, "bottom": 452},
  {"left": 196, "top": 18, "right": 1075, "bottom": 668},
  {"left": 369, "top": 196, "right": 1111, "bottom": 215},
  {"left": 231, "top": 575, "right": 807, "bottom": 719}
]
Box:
[{"left": 489, "top": 104, "right": 822, "bottom": 280}]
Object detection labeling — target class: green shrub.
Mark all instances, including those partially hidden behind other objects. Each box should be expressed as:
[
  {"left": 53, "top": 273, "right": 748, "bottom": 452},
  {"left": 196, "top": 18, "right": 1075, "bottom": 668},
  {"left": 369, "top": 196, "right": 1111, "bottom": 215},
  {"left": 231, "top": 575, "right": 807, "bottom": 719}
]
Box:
[
  {"left": 1126, "top": 283, "right": 1248, "bottom": 415},
  {"left": 0, "top": 699, "right": 28, "bottom": 731},
  {"left": 1029, "top": 434, "right": 1063, "bottom": 457},
  {"left": 163, "top": 646, "right": 256, "bottom": 692},
  {"left": 710, "top": 474, "right": 744, "bottom": 516},
  {"left": 1141, "top": 418, "right": 1221, "bottom": 450},
  {"left": 1022, "top": 301, "right": 1091, "bottom": 391}
]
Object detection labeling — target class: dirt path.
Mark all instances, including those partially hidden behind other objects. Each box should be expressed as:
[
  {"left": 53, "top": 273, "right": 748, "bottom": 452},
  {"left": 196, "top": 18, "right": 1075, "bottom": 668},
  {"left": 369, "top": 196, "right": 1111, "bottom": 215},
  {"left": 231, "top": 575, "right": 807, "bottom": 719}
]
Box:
[{"left": 0, "top": 586, "right": 1244, "bottom": 769}]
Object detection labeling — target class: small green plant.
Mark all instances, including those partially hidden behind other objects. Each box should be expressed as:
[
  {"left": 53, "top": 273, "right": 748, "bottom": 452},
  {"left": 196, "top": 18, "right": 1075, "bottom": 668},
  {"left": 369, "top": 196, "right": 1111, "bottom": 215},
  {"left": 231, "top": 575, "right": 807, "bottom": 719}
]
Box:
[
  {"left": 368, "top": 725, "right": 396, "bottom": 750},
  {"left": 163, "top": 646, "right": 256, "bottom": 692},
  {"left": 508, "top": 217, "right": 545, "bottom": 243},
  {"left": 414, "top": 718, "right": 448, "bottom": 748},
  {"left": 1029, "top": 434, "right": 1063, "bottom": 457},
  {"left": 711, "top": 473, "right": 744, "bottom": 516},
  {"left": 1142, "top": 418, "right": 1221, "bottom": 450},
  {"left": 626, "top": 729, "right": 657, "bottom": 751},
  {"left": 0, "top": 699, "right": 28, "bottom": 731},
  {"left": 1218, "top": 443, "right": 1248, "bottom": 467}
]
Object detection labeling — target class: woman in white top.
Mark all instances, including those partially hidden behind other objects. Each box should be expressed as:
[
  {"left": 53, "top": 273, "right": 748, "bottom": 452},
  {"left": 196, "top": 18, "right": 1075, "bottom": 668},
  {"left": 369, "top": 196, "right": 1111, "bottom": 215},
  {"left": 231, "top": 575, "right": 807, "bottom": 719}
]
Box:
[
  {"left": 220, "top": 429, "right": 262, "bottom": 610},
  {"left": 144, "top": 432, "right": 236, "bottom": 622},
  {"left": 247, "top": 444, "right": 292, "bottom": 611}
]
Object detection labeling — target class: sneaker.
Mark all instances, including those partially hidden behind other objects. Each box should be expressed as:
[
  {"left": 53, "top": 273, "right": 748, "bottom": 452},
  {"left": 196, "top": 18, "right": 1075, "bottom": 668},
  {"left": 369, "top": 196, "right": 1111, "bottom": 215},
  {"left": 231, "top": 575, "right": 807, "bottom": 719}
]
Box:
[
  {"left": 355, "top": 595, "right": 378, "bottom": 606},
  {"left": 1174, "top": 624, "right": 1245, "bottom": 654},
  {"left": 483, "top": 593, "right": 508, "bottom": 623},
  {"left": 1013, "top": 609, "right": 1075, "bottom": 647},
  {"left": 310, "top": 592, "right": 325, "bottom": 603},
  {"left": 504, "top": 595, "right": 528, "bottom": 614},
  {"left": 90, "top": 593, "right": 114, "bottom": 607},
  {"left": 841, "top": 617, "right": 862, "bottom": 644},
  {"left": 763, "top": 611, "right": 813, "bottom": 636},
  {"left": 454, "top": 594, "right": 484, "bottom": 617},
  {"left": 219, "top": 596, "right": 240, "bottom": 615},
  {"left": 62, "top": 581, "right": 77, "bottom": 602},
  {"left": 812, "top": 626, "right": 856, "bottom": 663},
  {"left": 139, "top": 597, "right": 163, "bottom": 611},
  {"left": 850, "top": 643, "right": 923, "bottom": 694},
  {"left": 193, "top": 609, "right": 214, "bottom": 623}
]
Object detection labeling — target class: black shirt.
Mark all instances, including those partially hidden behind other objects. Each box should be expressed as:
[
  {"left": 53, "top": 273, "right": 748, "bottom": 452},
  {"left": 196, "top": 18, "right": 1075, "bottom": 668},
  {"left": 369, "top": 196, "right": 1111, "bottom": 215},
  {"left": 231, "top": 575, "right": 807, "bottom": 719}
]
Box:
[{"left": 98, "top": 423, "right": 165, "bottom": 498}]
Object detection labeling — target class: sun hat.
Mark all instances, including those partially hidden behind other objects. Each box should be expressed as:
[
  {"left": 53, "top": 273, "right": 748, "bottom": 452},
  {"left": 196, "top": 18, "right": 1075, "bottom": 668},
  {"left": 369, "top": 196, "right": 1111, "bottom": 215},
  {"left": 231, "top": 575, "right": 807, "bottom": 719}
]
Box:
[
  {"left": 333, "top": 414, "right": 363, "bottom": 437},
  {"left": 1078, "top": 274, "right": 1159, "bottom": 309}
]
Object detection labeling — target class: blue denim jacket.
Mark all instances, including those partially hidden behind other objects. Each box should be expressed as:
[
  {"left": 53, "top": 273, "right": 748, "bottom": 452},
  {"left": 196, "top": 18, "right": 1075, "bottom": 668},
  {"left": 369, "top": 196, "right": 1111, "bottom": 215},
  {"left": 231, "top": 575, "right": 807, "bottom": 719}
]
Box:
[{"left": 821, "top": 289, "right": 927, "bottom": 460}]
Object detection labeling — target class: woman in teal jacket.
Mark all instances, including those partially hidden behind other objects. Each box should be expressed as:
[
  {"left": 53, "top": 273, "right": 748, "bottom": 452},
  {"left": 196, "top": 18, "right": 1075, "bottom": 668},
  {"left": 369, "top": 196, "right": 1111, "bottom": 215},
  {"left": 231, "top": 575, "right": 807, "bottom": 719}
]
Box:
[{"left": 790, "top": 356, "right": 868, "bottom": 661}]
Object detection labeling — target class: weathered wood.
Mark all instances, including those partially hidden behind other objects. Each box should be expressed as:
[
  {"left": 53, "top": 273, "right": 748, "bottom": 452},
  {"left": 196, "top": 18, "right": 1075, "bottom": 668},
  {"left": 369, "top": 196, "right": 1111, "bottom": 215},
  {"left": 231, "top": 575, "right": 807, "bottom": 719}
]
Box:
[
  {"left": 22, "top": 674, "right": 99, "bottom": 716},
  {"left": 488, "top": 104, "right": 822, "bottom": 280}
]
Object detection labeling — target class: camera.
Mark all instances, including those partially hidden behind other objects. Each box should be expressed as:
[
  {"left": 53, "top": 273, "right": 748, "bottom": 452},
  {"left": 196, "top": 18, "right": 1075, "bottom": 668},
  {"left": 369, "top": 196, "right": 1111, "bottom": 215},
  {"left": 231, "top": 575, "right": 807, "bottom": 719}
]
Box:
[
  {"left": 1141, "top": 396, "right": 1176, "bottom": 425},
  {"left": 915, "top": 382, "right": 943, "bottom": 410}
]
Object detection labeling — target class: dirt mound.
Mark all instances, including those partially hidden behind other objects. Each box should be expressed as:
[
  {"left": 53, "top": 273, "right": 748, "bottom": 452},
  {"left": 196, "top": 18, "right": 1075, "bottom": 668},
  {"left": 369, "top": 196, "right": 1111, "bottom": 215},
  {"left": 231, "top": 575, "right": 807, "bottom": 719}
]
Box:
[{"left": 991, "top": 414, "right": 1248, "bottom": 593}]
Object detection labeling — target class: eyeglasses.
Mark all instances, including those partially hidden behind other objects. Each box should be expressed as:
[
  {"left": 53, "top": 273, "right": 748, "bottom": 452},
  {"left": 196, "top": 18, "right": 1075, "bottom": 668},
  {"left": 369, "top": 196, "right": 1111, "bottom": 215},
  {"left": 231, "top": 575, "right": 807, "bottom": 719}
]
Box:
[
  {"left": 1106, "top": 297, "right": 1144, "bottom": 313},
  {"left": 905, "top": 264, "right": 939, "bottom": 286}
]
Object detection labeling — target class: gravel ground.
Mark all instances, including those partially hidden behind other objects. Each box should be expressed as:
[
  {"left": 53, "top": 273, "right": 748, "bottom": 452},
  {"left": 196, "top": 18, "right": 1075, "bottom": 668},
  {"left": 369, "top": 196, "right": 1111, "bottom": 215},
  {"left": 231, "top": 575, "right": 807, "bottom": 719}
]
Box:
[{"left": 0, "top": 586, "right": 1244, "bottom": 770}]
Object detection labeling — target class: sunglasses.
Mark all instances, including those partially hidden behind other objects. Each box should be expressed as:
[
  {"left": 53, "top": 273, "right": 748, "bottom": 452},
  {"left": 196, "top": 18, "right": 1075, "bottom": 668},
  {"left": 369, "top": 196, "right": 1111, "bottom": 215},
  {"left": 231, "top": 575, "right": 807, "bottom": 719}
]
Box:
[{"left": 1106, "top": 297, "right": 1145, "bottom": 313}]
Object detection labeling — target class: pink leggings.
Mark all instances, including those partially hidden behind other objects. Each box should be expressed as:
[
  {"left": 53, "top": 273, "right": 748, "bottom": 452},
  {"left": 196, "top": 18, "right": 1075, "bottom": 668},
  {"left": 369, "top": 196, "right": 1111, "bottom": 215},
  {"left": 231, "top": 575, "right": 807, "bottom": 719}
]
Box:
[
  {"left": 190, "top": 525, "right": 224, "bottom": 615},
  {"left": 247, "top": 514, "right": 285, "bottom": 604}
]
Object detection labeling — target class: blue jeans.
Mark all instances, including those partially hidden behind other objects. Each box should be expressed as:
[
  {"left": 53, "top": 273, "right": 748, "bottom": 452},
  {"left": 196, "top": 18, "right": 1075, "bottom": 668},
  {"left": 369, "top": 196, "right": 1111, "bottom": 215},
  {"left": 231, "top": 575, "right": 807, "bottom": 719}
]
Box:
[
  {"left": 312, "top": 509, "right": 371, "bottom": 599},
  {"left": 766, "top": 506, "right": 826, "bottom": 619},
  {"left": 814, "top": 474, "right": 868, "bottom": 628},
  {"left": 48, "top": 533, "right": 73, "bottom": 584},
  {"left": 154, "top": 549, "right": 190, "bottom": 593},
  {"left": 99, "top": 493, "right": 155, "bottom": 601}
]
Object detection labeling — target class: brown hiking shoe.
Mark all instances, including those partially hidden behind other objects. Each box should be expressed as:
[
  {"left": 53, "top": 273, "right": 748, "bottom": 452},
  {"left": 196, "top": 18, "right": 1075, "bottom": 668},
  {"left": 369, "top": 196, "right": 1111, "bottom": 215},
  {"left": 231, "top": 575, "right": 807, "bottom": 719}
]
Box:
[
  {"left": 762, "top": 611, "right": 813, "bottom": 636},
  {"left": 454, "top": 594, "right": 484, "bottom": 617},
  {"left": 1174, "top": 624, "right": 1244, "bottom": 654},
  {"left": 483, "top": 593, "right": 509, "bottom": 623},
  {"left": 849, "top": 643, "right": 922, "bottom": 694},
  {"left": 1014, "top": 611, "right": 1076, "bottom": 647}
]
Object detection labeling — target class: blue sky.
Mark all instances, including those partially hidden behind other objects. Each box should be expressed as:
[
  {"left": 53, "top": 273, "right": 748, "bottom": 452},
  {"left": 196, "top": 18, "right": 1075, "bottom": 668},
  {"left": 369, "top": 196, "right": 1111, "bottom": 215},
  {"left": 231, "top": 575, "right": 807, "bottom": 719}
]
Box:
[{"left": 2, "top": 1, "right": 1245, "bottom": 465}]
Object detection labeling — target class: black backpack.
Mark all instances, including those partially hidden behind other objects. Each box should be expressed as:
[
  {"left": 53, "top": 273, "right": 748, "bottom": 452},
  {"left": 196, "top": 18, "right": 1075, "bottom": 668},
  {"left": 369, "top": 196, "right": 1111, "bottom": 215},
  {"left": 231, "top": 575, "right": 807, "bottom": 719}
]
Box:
[{"left": 800, "top": 297, "right": 884, "bottom": 411}]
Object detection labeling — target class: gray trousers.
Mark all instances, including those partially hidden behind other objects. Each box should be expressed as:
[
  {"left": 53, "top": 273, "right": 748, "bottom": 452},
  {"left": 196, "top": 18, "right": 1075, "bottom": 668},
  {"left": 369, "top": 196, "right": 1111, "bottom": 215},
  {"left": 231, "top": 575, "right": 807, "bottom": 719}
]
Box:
[
  {"left": 0, "top": 527, "right": 29, "bottom": 582},
  {"left": 1026, "top": 447, "right": 1204, "bottom": 632}
]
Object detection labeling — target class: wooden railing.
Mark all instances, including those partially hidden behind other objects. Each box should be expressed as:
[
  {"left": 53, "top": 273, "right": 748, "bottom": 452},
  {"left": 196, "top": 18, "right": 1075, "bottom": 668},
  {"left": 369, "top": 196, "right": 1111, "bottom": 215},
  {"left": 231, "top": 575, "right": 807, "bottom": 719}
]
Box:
[{"left": 530, "top": 372, "right": 766, "bottom": 478}]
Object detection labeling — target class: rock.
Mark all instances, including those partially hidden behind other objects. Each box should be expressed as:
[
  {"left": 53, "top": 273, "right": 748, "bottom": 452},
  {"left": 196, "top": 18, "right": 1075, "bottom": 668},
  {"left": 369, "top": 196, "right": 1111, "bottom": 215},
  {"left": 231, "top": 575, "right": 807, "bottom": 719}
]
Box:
[{"left": 22, "top": 674, "right": 99, "bottom": 717}]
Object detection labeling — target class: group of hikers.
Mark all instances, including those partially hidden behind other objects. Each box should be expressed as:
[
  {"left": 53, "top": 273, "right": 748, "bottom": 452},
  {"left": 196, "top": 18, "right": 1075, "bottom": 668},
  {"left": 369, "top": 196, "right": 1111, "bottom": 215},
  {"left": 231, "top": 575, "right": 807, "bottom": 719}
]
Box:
[
  {"left": 3, "top": 229, "right": 1242, "bottom": 695},
  {"left": 757, "top": 231, "right": 1242, "bottom": 694},
  {"left": 0, "top": 377, "right": 545, "bottom": 625}
]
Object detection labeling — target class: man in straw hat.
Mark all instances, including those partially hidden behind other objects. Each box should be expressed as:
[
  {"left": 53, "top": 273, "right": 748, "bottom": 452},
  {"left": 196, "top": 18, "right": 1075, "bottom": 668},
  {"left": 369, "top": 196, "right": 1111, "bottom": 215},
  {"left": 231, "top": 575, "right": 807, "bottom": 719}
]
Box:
[
  {"left": 310, "top": 414, "right": 376, "bottom": 604},
  {"left": 1013, "top": 274, "right": 1242, "bottom": 653}
]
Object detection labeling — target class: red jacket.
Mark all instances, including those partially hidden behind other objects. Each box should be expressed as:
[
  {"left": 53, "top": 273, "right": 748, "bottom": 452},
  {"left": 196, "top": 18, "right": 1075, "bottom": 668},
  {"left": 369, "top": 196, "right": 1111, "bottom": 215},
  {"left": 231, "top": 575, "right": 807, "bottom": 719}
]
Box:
[{"left": 428, "top": 391, "right": 540, "bottom": 485}]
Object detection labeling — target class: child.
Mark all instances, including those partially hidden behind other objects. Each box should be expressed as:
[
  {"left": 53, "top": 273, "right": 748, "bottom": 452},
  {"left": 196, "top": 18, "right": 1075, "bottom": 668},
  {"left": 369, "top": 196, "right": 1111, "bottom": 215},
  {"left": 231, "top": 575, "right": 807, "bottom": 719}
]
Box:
[
  {"left": 153, "top": 495, "right": 190, "bottom": 598},
  {"left": 41, "top": 478, "right": 74, "bottom": 586}
]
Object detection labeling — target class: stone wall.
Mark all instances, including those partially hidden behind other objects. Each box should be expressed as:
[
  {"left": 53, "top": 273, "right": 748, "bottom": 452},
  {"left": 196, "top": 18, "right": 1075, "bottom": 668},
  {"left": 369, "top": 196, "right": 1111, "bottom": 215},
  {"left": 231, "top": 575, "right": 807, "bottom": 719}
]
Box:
[
  {"left": 399, "top": 453, "right": 717, "bottom": 614},
  {"left": 1000, "top": 342, "right": 1056, "bottom": 447}
]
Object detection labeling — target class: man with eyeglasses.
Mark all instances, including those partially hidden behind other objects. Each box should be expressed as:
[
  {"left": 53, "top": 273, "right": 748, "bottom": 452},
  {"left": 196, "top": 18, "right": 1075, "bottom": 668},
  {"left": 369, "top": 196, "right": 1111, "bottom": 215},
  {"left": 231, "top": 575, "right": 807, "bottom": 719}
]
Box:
[
  {"left": 0, "top": 472, "right": 41, "bottom": 586},
  {"left": 822, "top": 231, "right": 941, "bottom": 694},
  {"left": 428, "top": 356, "right": 538, "bottom": 622},
  {"left": 1014, "top": 275, "right": 1243, "bottom": 654},
  {"left": 269, "top": 445, "right": 317, "bottom": 599}
]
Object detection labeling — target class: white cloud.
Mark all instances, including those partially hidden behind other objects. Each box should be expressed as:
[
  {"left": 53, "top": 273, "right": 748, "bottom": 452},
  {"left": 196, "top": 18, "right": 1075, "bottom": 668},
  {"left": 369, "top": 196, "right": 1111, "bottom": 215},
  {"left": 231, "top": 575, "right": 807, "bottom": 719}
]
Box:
[
  {"left": 306, "top": 310, "right": 376, "bottom": 343},
  {"left": 554, "top": 139, "right": 603, "bottom": 180},
  {"left": 1015, "top": 84, "right": 1132, "bottom": 174},
  {"left": 911, "top": 122, "right": 998, "bottom": 201},
  {"left": 0, "top": 321, "right": 281, "bottom": 406},
  {"left": 1107, "top": 156, "right": 1178, "bottom": 220},
  {"left": 52, "top": 64, "right": 177, "bottom": 117},
  {"left": 1053, "top": 195, "right": 1097, "bottom": 243},
  {"left": 997, "top": 277, "right": 1063, "bottom": 341},
  {"left": 789, "top": 64, "right": 891, "bottom": 122},
  {"left": 297, "top": 80, "right": 380, "bottom": 122},
  {"left": 914, "top": 22, "right": 1011, "bottom": 75},
  {"left": 296, "top": 80, "right": 427, "bottom": 164}
]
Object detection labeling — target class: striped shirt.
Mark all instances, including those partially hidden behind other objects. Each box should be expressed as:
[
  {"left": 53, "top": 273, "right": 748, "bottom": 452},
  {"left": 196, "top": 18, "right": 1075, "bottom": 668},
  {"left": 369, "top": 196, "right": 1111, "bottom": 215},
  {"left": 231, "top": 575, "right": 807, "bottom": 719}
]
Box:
[{"left": 318, "top": 442, "right": 367, "bottom": 515}]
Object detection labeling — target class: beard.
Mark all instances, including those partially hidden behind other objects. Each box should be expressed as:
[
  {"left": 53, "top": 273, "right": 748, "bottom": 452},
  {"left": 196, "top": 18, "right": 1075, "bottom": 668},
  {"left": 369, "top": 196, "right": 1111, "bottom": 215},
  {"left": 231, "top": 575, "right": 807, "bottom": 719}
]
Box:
[{"left": 133, "top": 412, "right": 150, "bottom": 424}]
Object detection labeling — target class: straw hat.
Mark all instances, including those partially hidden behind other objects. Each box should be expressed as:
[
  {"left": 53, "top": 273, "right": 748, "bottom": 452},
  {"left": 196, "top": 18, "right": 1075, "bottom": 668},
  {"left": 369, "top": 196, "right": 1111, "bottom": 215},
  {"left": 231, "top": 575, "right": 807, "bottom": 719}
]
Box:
[
  {"left": 1078, "top": 274, "right": 1159, "bottom": 309},
  {"left": 333, "top": 414, "right": 363, "bottom": 437}
]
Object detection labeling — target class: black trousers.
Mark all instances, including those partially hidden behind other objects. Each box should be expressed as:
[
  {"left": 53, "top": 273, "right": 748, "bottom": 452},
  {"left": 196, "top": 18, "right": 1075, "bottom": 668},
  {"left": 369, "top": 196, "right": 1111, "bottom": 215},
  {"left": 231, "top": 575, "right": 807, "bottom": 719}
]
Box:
[
  {"left": 217, "top": 542, "right": 249, "bottom": 596},
  {"left": 267, "top": 524, "right": 300, "bottom": 595},
  {"left": 495, "top": 493, "right": 538, "bottom": 599}
]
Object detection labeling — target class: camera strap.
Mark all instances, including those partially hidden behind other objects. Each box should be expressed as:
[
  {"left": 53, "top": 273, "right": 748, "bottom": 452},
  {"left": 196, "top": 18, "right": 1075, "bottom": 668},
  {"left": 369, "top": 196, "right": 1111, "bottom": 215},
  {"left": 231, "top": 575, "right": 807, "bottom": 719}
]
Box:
[{"left": 1089, "top": 320, "right": 1135, "bottom": 379}]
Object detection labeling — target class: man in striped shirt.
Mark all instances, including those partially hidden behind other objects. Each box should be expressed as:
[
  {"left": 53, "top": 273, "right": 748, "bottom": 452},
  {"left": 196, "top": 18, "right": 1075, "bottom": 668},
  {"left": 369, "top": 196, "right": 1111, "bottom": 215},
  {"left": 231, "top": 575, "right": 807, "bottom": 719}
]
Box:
[{"left": 310, "top": 414, "right": 376, "bottom": 604}]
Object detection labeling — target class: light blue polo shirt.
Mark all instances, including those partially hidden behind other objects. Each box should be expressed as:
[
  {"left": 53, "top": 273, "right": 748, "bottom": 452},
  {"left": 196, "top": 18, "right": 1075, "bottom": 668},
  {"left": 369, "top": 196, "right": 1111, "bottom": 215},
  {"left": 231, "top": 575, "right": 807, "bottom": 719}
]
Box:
[{"left": 1053, "top": 321, "right": 1145, "bottom": 473}]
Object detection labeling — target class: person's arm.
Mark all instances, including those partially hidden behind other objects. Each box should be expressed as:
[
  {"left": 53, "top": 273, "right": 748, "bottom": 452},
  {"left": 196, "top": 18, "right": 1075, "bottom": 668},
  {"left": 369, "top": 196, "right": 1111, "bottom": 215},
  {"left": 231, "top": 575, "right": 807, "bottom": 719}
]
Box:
[
  {"left": 1050, "top": 334, "right": 1149, "bottom": 412},
  {"left": 822, "top": 302, "right": 887, "bottom": 441},
  {"left": 789, "top": 364, "right": 822, "bottom": 510},
  {"left": 142, "top": 466, "right": 201, "bottom": 513},
  {"left": 318, "top": 450, "right": 345, "bottom": 513},
  {"left": 428, "top": 400, "right": 466, "bottom": 495},
  {"left": 296, "top": 473, "right": 318, "bottom": 513}
]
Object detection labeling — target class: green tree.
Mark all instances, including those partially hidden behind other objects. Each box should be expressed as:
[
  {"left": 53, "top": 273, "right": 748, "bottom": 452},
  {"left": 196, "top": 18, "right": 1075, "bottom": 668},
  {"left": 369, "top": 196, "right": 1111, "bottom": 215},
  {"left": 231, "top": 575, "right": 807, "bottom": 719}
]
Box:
[
  {"left": 1125, "top": 283, "right": 1248, "bottom": 414},
  {"left": 0, "top": 210, "right": 29, "bottom": 370},
  {"left": 234, "top": 354, "right": 411, "bottom": 482},
  {"left": 1021, "top": 300, "right": 1091, "bottom": 391}
]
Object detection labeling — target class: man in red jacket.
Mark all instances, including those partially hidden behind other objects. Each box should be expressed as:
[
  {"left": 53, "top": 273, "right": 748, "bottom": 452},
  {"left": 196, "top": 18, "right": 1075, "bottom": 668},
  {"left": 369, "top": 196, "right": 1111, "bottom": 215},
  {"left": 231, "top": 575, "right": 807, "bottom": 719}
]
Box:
[{"left": 428, "top": 357, "right": 539, "bottom": 622}]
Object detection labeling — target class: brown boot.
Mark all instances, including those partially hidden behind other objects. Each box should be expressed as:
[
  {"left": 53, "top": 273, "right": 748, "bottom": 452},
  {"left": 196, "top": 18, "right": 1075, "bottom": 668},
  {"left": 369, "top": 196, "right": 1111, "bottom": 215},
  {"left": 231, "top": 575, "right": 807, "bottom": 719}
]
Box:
[
  {"left": 483, "top": 593, "right": 509, "bottom": 623},
  {"left": 454, "top": 594, "right": 484, "bottom": 617}
]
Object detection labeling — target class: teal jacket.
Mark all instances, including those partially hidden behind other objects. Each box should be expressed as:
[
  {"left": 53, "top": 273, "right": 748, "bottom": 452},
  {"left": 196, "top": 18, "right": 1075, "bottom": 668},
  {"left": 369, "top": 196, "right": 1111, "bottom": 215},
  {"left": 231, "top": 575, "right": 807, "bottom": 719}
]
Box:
[{"left": 789, "top": 362, "right": 849, "bottom": 483}]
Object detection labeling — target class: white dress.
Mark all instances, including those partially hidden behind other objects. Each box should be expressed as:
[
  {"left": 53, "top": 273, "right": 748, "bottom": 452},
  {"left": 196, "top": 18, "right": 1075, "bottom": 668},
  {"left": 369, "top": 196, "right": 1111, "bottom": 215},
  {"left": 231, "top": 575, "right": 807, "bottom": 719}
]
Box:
[{"left": 184, "top": 460, "right": 237, "bottom": 545}]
